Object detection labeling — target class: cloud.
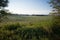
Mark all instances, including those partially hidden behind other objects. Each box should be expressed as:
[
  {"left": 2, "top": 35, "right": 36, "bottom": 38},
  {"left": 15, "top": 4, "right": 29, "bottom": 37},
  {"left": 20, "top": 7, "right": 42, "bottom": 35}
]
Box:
[{"left": 8, "top": 9, "right": 51, "bottom": 14}]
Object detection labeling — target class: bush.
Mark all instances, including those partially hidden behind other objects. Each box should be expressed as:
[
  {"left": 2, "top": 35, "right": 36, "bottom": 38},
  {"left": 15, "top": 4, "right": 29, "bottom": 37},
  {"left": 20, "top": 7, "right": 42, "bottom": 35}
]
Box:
[
  {"left": 2, "top": 23, "right": 22, "bottom": 31},
  {"left": 50, "top": 26, "right": 60, "bottom": 40}
]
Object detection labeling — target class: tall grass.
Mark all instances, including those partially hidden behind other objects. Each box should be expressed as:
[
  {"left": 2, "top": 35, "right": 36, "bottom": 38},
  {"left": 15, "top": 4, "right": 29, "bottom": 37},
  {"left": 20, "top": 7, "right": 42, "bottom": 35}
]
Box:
[
  {"left": 0, "top": 22, "right": 50, "bottom": 40},
  {"left": 0, "top": 16, "right": 56, "bottom": 40}
]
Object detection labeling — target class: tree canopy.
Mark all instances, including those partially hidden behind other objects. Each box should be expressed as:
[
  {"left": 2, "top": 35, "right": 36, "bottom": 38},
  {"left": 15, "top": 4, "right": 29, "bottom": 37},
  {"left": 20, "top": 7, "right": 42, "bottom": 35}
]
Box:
[
  {"left": 0, "top": 0, "right": 8, "bottom": 9},
  {"left": 50, "top": 0, "right": 60, "bottom": 40},
  {"left": 0, "top": 0, "right": 9, "bottom": 22},
  {"left": 50, "top": 0, "right": 60, "bottom": 12}
]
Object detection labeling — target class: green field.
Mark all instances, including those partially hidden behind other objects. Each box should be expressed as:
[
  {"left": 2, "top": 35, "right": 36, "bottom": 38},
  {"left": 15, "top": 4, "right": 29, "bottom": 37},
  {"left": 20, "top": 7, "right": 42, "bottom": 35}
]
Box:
[
  {"left": 0, "top": 15, "right": 53, "bottom": 40},
  {"left": 1, "top": 15, "right": 53, "bottom": 29}
]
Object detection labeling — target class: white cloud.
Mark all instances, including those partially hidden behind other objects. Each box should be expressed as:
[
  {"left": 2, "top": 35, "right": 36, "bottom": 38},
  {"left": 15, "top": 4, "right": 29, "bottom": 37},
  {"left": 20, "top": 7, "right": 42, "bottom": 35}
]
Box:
[{"left": 8, "top": 9, "right": 51, "bottom": 15}]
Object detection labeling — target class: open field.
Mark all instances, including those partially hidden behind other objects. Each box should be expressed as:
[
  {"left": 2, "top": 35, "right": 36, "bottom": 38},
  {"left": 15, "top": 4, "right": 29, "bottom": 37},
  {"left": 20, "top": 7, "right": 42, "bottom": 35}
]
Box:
[
  {"left": 0, "top": 15, "right": 53, "bottom": 40},
  {"left": 0, "top": 15, "right": 53, "bottom": 29}
]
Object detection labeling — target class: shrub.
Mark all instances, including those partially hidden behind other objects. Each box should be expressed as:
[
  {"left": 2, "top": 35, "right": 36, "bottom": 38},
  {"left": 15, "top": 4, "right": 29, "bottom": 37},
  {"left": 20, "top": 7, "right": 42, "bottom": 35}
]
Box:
[
  {"left": 50, "top": 26, "right": 60, "bottom": 40},
  {"left": 2, "top": 23, "right": 22, "bottom": 31}
]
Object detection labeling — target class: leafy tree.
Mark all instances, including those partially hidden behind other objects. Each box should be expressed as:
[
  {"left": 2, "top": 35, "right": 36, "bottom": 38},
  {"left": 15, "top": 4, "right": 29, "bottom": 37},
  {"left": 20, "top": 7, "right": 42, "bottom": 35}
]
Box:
[
  {"left": 0, "top": 0, "right": 9, "bottom": 22},
  {"left": 49, "top": 0, "right": 60, "bottom": 40},
  {"left": 0, "top": 0, "right": 8, "bottom": 9}
]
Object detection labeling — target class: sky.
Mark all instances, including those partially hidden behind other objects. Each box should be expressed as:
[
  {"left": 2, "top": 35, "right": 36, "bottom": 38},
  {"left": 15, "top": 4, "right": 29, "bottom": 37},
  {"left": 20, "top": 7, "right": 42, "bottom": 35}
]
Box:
[{"left": 6, "top": 0, "right": 52, "bottom": 15}]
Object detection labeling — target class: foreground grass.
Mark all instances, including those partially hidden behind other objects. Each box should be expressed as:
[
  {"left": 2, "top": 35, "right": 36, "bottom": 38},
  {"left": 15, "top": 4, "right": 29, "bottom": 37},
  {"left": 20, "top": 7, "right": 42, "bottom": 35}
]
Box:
[
  {"left": 0, "top": 22, "right": 49, "bottom": 40},
  {"left": 0, "top": 23, "right": 51, "bottom": 40},
  {"left": 0, "top": 16, "right": 58, "bottom": 40}
]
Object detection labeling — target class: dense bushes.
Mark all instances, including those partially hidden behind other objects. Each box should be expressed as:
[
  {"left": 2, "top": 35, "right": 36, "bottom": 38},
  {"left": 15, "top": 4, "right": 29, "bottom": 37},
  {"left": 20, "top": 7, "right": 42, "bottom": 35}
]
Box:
[
  {"left": 3, "top": 23, "right": 21, "bottom": 30},
  {"left": 50, "top": 26, "right": 60, "bottom": 40}
]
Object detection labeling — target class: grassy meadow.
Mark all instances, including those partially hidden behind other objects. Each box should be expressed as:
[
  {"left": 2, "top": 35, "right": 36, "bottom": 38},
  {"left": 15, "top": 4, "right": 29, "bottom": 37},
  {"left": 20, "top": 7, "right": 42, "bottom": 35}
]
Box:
[
  {"left": 0, "top": 15, "right": 53, "bottom": 29},
  {"left": 0, "top": 15, "right": 53, "bottom": 40}
]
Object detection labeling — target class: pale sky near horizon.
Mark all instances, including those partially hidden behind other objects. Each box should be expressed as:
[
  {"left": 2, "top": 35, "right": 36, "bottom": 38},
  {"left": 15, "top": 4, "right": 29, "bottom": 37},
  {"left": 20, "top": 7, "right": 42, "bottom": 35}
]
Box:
[{"left": 6, "top": 0, "right": 52, "bottom": 15}]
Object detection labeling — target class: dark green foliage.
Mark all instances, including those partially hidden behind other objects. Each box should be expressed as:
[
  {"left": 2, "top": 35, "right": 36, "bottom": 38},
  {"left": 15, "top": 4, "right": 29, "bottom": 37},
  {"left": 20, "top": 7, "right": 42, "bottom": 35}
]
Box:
[
  {"left": 15, "top": 28, "right": 48, "bottom": 40},
  {"left": 0, "top": 23, "right": 49, "bottom": 40},
  {"left": 0, "top": 10, "right": 9, "bottom": 22},
  {"left": 3, "top": 23, "right": 22, "bottom": 31},
  {"left": 0, "top": 0, "right": 8, "bottom": 9},
  {"left": 50, "top": 0, "right": 60, "bottom": 10},
  {"left": 0, "top": 10, "right": 8, "bottom": 18},
  {"left": 52, "top": 26, "right": 60, "bottom": 36},
  {"left": 0, "top": 0, "right": 9, "bottom": 22},
  {"left": 50, "top": 26, "right": 60, "bottom": 40},
  {"left": 49, "top": 0, "right": 60, "bottom": 40}
]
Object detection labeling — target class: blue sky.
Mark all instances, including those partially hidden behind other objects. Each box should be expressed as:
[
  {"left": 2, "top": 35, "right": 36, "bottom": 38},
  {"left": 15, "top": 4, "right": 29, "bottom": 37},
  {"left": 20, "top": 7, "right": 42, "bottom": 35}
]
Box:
[{"left": 6, "top": 0, "right": 52, "bottom": 15}]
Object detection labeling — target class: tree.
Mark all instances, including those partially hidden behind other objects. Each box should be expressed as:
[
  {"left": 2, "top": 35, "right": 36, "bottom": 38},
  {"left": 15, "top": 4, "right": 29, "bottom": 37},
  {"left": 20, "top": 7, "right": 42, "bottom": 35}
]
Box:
[
  {"left": 0, "top": 0, "right": 9, "bottom": 22},
  {"left": 0, "top": 0, "right": 8, "bottom": 9},
  {"left": 49, "top": 0, "right": 60, "bottom": 40}
]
